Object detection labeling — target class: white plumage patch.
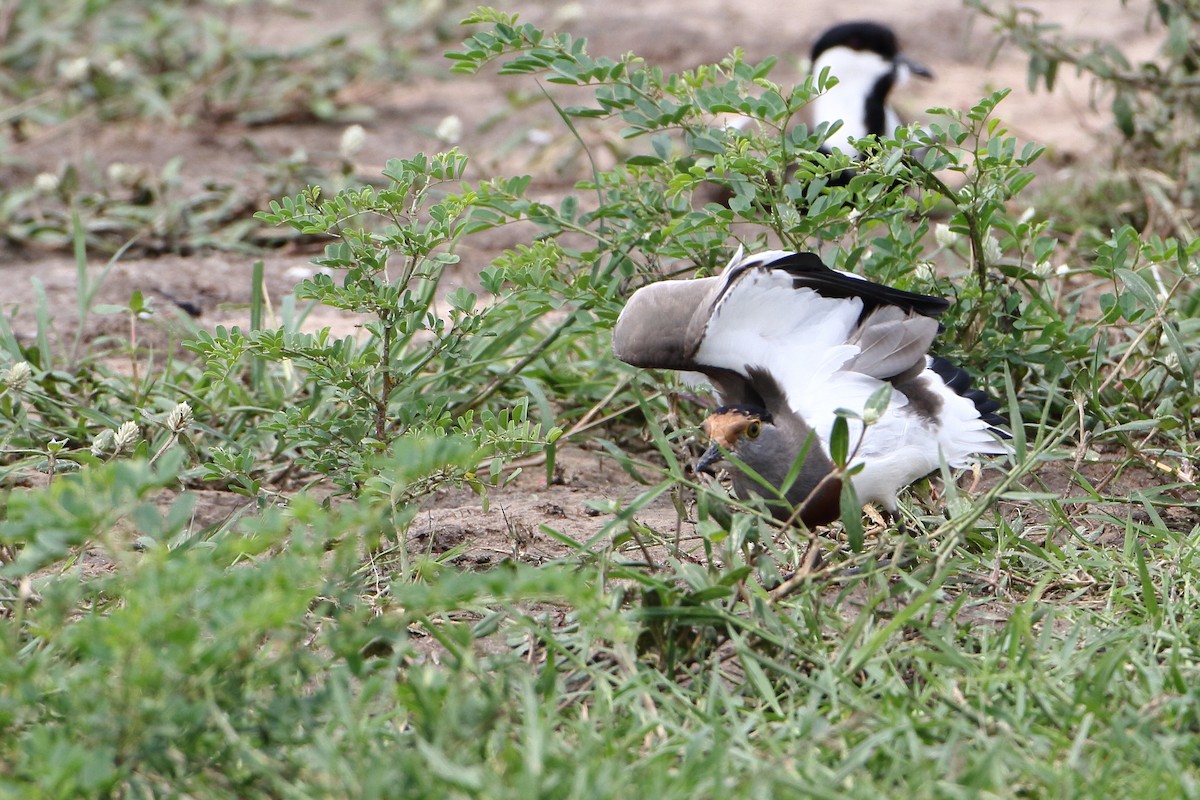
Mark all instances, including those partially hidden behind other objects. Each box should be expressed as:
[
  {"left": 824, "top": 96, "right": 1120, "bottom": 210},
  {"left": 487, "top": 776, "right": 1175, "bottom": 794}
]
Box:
[{"left": 811, "top": 47, "right": 897, "bottom": 156}]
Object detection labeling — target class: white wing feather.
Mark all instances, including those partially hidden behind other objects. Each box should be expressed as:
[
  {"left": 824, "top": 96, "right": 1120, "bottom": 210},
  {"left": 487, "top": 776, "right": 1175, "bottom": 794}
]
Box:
[{"left": 693, "top": 260, "right": 878, "bottom": 443}]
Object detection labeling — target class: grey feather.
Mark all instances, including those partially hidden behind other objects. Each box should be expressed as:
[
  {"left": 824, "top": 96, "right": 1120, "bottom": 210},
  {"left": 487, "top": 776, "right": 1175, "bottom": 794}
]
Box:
[
  {"left": 845, "top": 307, "right": 938, "bottom": 381},
  {"left": 731, "top": 412, "right": 840, "bottom": 525}
]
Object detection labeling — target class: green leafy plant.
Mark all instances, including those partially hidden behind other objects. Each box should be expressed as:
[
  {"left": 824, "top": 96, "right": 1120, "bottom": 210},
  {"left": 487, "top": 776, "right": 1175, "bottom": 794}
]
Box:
[
  {"left": 189, "top": 150, "right": 567, "bottom": 499},
  {"left": 0, "top": 0, "right": 454, "bottom": 255},
  {"left": 970, "top": 0, "right": 1200, "bottom": 241}
]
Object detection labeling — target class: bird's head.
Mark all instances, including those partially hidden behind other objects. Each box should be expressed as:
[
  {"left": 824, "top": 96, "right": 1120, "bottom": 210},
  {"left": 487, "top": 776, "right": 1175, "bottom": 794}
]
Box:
[
  {"left": 694, "top": 405, "right": 774, "bottom": 476},
  {"left": 811, "top": 21, "right": 933, "bottom": 86}
]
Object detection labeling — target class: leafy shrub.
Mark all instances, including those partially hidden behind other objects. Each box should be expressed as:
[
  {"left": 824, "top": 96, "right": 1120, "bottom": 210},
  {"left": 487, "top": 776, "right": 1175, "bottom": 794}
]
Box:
[
  {"left": 970, "top": 0, "right": 1200, "bottom": 240},
  {"left": 188, "top": 151, "right": 567, "bottom": 502},
  {"left": 0, "top": 0, "right": 449, "bottom": 252}
]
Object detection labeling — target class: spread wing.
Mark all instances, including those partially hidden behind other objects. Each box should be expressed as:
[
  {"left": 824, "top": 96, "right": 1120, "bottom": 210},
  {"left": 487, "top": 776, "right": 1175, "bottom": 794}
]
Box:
[
  {"left": 689, "top": 250, "right": 945, "bottom": 432},
  {"left": 691, "top": 255, "right": 1006, "bottom": 504},
  {"left": 613, "top": 247, "right": 1006, "bottom": 507},
  {"left": 612, "top": 247, "right": 985, "bottom": 431}
]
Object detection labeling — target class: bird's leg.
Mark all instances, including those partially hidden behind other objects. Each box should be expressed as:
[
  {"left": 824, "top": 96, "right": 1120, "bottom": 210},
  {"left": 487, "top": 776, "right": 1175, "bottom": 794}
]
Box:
[
  {"left": 666, "top": 389, "right": 680, "bottom": 431},
  {"left": 968, "top": 462, "right": 983, "bottom": 494},
  {"left": 799, "top": 533, "right": 824, "bottom": 573},
  {"left": 880, "top": 506, "right": 909, "bottom": 538},
  {"left": 841, "top": 506, "right": 910, "bottom": 575},
  {"left": 766, "top": 531, "right": 823, "bottom": 601}
]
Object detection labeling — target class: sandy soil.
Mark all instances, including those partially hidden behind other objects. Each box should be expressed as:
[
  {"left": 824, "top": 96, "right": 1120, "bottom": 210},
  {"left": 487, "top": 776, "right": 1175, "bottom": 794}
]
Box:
[{"left": 0, "top": 1, "right": 1179, "bottom": 568}]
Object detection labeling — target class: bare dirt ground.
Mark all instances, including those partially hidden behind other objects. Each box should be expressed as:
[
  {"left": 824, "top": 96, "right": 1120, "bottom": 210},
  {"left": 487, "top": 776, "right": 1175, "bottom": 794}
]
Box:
[{"left": 0, "top": 1, "right": 1176, "bottom": 566}]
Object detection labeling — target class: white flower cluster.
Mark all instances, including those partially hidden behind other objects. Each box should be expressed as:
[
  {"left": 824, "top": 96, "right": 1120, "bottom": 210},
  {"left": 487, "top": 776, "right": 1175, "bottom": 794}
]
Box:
[
  {"left": 113, "top": 421, "right": 141, "bottom": 453},
  {"left": 3, "top": 361, "right": 32, "bottom": 391},
  {"left": 339, "top": 124, "right": 366, "bottom": 160},
  {"left": 165, "top": 402, "right": 193, "bottom": 434},
  {"left": 91, "top": 420, "right": 140, "bottom": 457},
  {"left": 934, "top": 223, "right": 959, "bottom": 249},
  {"left": 436, "top": 115, "right": 463, "bottom": 145},
  {"left": 982, "top": 235, "right": 1003, "bottom": 265},
  {"left": 34, "top": 173, "right": 60, "bottom": 193}
]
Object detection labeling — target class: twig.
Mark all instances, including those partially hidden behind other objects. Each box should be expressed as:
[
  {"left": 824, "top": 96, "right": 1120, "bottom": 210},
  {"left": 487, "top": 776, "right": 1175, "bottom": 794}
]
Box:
[{"left": 448, "top": 309, "right": 582, "bottom": 419}]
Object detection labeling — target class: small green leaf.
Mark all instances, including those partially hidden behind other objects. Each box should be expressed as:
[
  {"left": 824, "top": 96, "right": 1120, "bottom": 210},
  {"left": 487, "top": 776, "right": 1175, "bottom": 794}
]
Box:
[
  {"left": 830, "top": 415, "right": 850, "bottom": 468},
  {"left": 840, "top": 480, "right": 864, "bottom": 552},
  {"left": 863, "top": 383, "right": 893, "bottom": 426},
  {"left": 1112, "top": 93, "right": 1135, "bottom": 139},
  {"left": 1135, "top": 545, "right": 1160, "bottom": 622},
  {"left": 1115, "top": 268, "right": 1160, "bottom": 310}
]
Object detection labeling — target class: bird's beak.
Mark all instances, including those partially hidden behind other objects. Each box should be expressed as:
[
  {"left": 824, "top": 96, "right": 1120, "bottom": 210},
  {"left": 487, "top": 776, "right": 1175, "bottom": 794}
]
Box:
[
  {"left": 694, "top": 442, "right": 725, "bottom": 476},
  {"left": 897, "top": 54, "right": 934, "bottom": 80}
]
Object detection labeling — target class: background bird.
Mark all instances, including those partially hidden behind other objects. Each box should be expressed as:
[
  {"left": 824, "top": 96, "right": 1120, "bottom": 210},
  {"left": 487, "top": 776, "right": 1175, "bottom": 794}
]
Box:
[
  {"left": 701, "top": 20, "right": 933, "bottom": 205},
  {"left": 808, "top": 20, "right": 933, "bottom": 162},
  {"left": 612, "top": 248, "right": 1007, "bottom": 527}
]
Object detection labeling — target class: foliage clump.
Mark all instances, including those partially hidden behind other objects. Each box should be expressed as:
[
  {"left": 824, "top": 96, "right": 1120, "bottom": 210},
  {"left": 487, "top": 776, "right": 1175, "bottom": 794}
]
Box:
[{"left": 972, "top": 0, "right": 1200, "bottom": 241}]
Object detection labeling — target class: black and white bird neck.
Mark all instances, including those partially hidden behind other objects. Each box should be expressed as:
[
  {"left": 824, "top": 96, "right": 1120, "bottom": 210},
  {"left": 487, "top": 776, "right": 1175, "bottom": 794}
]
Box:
[
  {"left": 612, "top": 248, "right": 1007, "bottom": 527},
  {"left": 698, "top": 21, "right": 932, "bottom": 206},
  {"left": 809, "top": 20, "right": 932, "bottom": 160}
]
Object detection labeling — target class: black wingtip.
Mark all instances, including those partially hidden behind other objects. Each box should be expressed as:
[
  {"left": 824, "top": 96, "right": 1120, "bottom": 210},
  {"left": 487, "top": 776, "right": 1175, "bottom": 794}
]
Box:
[
  {"left": 760, "top": 252, "right": 951, "bottom": 320},
  {"left": 929, "top": 356, "right": 1009, "bottom": 432}
]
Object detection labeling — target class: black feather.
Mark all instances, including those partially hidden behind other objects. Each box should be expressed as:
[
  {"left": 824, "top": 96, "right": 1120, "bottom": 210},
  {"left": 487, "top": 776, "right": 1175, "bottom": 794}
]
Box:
[
  {"left": 756, "top": 252, "right": 950, "bottom": 320},
  {"left": 930, "top": 356, "right": 972, "bottom": 393},
  {"left": 863, "top": 70, "right": 897, "bottom": 139},
  {"left": 929, "top": 356, "right": 1009, "bottom": 431},
  {"left": 711, "top": 404, "right": 772, "bottom": 423}
]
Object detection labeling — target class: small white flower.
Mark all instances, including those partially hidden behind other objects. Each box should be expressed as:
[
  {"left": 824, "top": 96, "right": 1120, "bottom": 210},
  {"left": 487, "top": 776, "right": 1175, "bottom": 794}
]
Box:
[
  {"left": 113, "top": 421, "right": 140, "bottom": 454},
  {"left": 4, "top": 361, "right": 32, "bottom": 391},
  {"left": 166, "top": 402, "right": 193, "bottom": 434},
  {"left": 339, "top": 124, "right": 366, "bottom": 159},
  {"left": 33, "top": 173, "right": 59, "bottom": 193},
  {"left": 106, "top": 162, "right": 136, "bottom": 185},
  {"left": 104, "top": 58, "right": 129, "bottom": 79},
  {"left": 1055, "top": 264, "right": 1071, "bottom": 276},
  {"left": 1031, "top": 260, "right": 1053, "bottom": 278},
  {"left": 555, "top": 2, "right": 584, "bottom": 23},
  {"left": 284, "top": 265, "right": 331, "bottom": 281},
  {"left": 982, "top": 235, "right": 1003, "bottom": 265},
  {"left": 934, "top": 223, "right": 959, "bottom": 249},
  {"left": 847, "top": 208, "right": 861, "bottom": 223},
  {"left": 914, "top": 262, "right": 937, "bottom": 283},
  {"left": 723, "top": 115, "right": 754, "bottom": 133},
  {"left": 435, "top": 114, "right": 463, "bottom": 145},
  {"left": 91, "top": 429, "right": 115, "bottom": 458},
  {"left": 526, "top": 129, "right": 554, "bottom": 146},
  {"left": 1164, "top": 352, "right": 1181, "bottom": 372},
  {"left": 1018, "top": 206, "right": 1036, "bottom": 224},
  {"left": 58, "top": 57, "right": 91, "bottom": 83}
]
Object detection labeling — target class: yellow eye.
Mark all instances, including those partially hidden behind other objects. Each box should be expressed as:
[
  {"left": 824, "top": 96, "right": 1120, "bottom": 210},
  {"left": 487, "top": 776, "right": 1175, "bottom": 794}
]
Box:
[{"left": 745, "top": 420, "right": 762, "bottom": 439}]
